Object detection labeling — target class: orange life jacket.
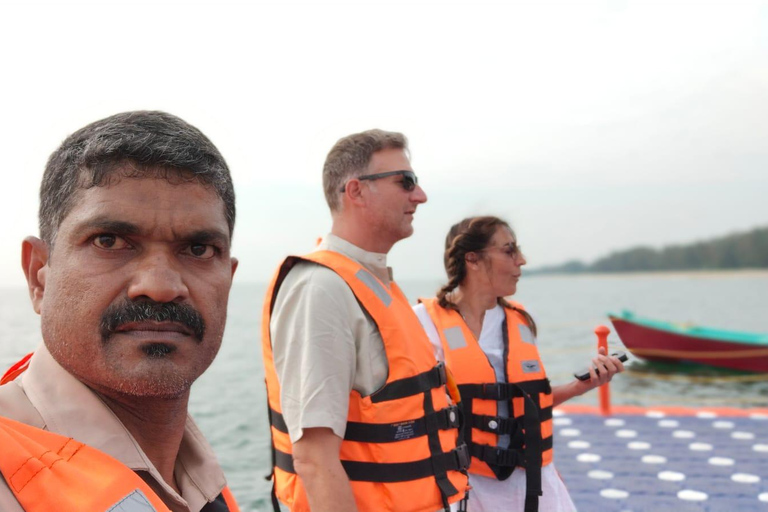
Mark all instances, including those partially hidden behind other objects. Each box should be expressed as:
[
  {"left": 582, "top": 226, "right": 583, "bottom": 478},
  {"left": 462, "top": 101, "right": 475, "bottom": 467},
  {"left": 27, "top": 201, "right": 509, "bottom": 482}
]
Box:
[
  {"left": 0, "top": 358, "right": 240, "bottom": 512},
  {"left": 420, "top": 298, "right": 554, "bottom": 512},
  {"left": 262, "top": 251, "right": 470, "bottom": 512}
]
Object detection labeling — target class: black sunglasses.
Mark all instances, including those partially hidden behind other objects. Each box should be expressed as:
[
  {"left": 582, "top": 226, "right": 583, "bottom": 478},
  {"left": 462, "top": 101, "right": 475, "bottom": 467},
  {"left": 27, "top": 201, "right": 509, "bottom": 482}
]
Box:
[{"left": 340, "top": 170, "right": 419, "bottom": 193}]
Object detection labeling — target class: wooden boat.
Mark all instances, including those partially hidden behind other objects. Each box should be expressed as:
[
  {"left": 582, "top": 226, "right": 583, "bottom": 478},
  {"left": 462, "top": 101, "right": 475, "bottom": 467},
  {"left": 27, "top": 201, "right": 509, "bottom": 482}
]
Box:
[{"left": 608, "top": 310, "right": 768, "bottom": 373}]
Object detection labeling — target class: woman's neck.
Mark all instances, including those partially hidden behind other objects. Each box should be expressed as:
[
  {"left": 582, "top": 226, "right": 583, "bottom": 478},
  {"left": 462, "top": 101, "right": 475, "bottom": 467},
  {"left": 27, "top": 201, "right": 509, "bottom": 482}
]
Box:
[{"left": 452, "top": 285, "right": 497, "bottom": 339}]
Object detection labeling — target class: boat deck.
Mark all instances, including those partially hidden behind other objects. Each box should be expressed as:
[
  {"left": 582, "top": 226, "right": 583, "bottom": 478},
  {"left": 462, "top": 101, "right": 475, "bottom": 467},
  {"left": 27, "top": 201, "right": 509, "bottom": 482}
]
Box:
[{"left": 553, "top": 404, "right": 768, "bottom": 511}]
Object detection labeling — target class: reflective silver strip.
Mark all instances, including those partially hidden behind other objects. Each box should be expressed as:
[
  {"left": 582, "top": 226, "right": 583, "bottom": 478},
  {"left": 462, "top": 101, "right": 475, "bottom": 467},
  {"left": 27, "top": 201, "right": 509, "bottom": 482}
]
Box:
[
  {"left": 518, "top": 324, "right": 536, "bottom": 345},
  {"left": 354, "top": 269, "right": 392, "bottom": 307},
  {"left": 521, "top": 360, "right": 541, "bottom": 374},
  {"left": 107, "top": 489, "right": 158, "bottom": 512},
  {"left": 443, "top": 326, "right": 467, "bottom": 350}
]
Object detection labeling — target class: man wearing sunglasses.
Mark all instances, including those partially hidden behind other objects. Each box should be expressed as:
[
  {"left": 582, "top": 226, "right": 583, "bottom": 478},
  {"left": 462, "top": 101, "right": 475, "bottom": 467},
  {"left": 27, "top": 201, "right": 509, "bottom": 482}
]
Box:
[{"left": 262, "top": 130, "right": 469, "bottom": 512}]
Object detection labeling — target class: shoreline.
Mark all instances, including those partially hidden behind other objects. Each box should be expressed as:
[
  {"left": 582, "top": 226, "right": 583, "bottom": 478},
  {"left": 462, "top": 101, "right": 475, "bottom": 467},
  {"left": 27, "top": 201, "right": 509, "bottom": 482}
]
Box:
[{"left": 526, "top": 269, "right": 768, "bottom": 279}]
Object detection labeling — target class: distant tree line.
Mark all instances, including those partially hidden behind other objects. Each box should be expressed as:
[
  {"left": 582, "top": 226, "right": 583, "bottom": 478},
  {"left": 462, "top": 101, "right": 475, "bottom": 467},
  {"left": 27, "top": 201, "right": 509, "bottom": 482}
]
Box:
[{"left": 533, "top": 226, "right": 768, "bottom": 274}]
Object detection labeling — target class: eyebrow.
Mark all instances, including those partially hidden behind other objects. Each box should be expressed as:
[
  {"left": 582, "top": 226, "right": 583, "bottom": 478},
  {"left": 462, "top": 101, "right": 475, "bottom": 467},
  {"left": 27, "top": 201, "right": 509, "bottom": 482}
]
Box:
[
  {"left": 76, "top": 219, "right": 141, "bottom": 236},
  {"left": 184, "top": 229, "right": 231, "bottom": 248},
  {"left": 73, "top": 218, "right": 230, "bottom": 247}
]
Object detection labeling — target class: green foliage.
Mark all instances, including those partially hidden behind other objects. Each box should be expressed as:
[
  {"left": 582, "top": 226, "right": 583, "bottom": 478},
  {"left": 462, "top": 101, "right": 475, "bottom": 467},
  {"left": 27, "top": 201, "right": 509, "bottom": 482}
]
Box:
[{"left": 534, "top": 226, "right": 768, "bottom": 274}]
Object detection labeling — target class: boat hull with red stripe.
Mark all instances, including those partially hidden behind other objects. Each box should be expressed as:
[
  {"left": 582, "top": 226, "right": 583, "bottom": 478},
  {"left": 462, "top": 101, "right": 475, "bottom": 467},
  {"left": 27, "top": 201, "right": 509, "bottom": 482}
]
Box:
[{"left": 608, "top": 311, "right": 768, "bottom": 373}]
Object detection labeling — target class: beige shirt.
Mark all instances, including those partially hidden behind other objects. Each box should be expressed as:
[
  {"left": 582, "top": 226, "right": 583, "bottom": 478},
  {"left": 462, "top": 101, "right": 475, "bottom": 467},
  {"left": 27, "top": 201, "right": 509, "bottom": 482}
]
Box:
[
  {"left": 269, "top": 234, "right": 390, "bottom": 443},
  {"left": 0, "top": 344, "right": 228, "bottom": 512}
]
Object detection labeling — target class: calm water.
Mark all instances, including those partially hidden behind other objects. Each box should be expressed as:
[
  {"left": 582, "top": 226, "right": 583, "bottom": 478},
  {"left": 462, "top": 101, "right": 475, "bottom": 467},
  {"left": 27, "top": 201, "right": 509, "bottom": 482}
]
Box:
[{"left": 1, "top": 272, "right": 767, "bottom": 511}]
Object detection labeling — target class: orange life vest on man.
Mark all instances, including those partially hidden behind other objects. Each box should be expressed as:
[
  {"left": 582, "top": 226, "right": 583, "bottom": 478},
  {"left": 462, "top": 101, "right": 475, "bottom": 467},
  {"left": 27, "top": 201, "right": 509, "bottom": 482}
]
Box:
[
  {"left": 0, "top": 359, "right": 240, "bottom": 512},
  {"left": 262, "top": 251, "right": 470, "bottom": 512},
  {"left": 420, "top": 298, "right": 553, "bottom": 512}
]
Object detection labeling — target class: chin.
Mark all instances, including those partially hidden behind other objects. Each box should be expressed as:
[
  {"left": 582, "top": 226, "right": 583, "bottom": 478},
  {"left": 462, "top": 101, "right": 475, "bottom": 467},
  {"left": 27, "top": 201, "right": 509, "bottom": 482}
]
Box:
[
  {"left": 102, "top": 357, "right": 207, "bottom": 399},
  {"left": 110, "top": 373, "right": 195, "bottom": 399}
]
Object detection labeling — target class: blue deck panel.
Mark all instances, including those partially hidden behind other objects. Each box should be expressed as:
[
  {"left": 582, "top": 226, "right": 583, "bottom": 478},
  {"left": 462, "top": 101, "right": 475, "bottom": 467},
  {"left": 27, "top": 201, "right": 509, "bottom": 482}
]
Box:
[{"left": 552, "top": 408, "right": 768, "bottom": 511}]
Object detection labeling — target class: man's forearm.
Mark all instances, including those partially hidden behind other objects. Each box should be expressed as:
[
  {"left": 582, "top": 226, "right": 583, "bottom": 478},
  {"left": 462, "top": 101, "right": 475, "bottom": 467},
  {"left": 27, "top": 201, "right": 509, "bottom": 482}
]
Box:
[{"left": 293, "top": 428, "right": 357, "bottom": 512}]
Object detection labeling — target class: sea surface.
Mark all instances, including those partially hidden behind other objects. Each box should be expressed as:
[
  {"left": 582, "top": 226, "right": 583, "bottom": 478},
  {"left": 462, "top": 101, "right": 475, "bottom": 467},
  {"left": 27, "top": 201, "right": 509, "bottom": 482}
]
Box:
[{"left": 1, "top": 271, "right": 767, "bottom": 511}]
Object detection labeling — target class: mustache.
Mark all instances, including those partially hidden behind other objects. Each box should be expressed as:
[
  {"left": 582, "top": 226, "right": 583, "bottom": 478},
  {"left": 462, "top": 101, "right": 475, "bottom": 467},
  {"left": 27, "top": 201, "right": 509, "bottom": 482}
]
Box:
[{"left": 100, "top": 299, "right": 205, "bottom": 343}]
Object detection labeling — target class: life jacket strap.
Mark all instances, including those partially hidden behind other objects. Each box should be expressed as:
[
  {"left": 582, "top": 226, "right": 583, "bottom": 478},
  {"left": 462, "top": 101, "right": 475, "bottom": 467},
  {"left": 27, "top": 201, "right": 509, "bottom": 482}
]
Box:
[
  {"left": 268, "top": 405, "right": 461, "bottom": 443},
  {"left": 470, "top": 407, "right": 553, "bottom": 435},
  {"left": 459, "top": 378, "right": 551, "bottom": 401},
  {"left": 273, "top": 443, "right": 470, "bottom": 484},
  {"left": 470, "top": 444, "right": 523, "bottom": 467},
  {"left": 370, "top": 363, "right": 447, "bottom": 403},
  {"left": 344, "top": 405, "right": 461, "bottom": 443}
]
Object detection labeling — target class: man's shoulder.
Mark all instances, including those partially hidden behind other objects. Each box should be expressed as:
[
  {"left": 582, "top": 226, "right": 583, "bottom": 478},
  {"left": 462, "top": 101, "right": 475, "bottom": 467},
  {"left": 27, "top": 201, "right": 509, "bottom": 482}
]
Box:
[{"left": 281, "top": 257, "right": 352, "bottom": 293}]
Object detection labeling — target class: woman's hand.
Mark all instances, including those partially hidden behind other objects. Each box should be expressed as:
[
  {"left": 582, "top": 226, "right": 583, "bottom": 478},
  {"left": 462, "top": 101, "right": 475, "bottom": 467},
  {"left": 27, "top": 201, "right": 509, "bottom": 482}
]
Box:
[
  {"left": 552, "top": 348, "right": 626, "bottom": 406},
  {"left": 582, "top": 347, "right": 625, "bottom": 389}
]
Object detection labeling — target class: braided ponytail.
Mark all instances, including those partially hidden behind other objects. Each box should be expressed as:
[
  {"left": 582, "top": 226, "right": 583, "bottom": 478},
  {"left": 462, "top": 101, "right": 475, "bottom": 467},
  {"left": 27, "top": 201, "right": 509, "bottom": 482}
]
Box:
[{"left": 437, "top": 233, "right": 467, "bottom": 310}]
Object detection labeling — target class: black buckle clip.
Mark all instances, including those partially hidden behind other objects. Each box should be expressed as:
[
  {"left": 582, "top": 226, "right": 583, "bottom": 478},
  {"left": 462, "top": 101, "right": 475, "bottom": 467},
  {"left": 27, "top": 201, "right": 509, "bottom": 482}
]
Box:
[
  {"left": 481, "top": 383, "right": 502, "bottom": 400},
  {"left": 435, "top": 362, "right": 447, "bottom": 386},
  {"left": 454, "top": 443, "right": 471, "bottom": 470},
  {"left": 444, "top": 405, "right": 460, "bottom": 428}
]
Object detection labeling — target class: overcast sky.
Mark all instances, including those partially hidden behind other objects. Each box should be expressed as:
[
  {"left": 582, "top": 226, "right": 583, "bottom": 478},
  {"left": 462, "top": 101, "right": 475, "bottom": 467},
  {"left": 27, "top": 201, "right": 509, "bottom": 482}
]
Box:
[{"left": 1, "top": 0, "right": 766, "bottom": 286}]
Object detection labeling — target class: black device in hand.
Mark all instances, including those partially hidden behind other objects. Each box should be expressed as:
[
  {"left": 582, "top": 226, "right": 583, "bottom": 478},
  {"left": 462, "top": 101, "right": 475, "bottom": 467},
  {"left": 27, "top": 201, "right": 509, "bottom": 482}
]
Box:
[{"left": 573, "top": 351, "right": 629, "bottom": 381}]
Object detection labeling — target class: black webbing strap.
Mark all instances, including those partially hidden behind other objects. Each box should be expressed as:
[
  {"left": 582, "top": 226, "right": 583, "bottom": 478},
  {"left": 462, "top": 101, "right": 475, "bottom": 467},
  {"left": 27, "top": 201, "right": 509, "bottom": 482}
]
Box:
[
  {"left": 273, "top": 445, "right": 470, "bottom": 482},
  {"left": 470, "top": 414, "right": 519, "bottom": 435},
  {"left": 459, "top": 378, "right": 551, "bottom": 401},
  {"left": 521, "top": 391, "right": 543, "bottom": 512},
  {"left": 269, "top": 407, "right": 289, "bottom": 433},
  {"left": 270, "top": 484, "right": 280, "bottom": 512},
  {"left": 423, "top": 387, "right": 456, "bottom": 511},
  {"left": 265, "top": 398, "right": 282, "bottom": 512},
  {"left": 268, "top": 405, "right": 461, "bottom": 443},
  {"left": 344, "top": 405, "right": 461, "bottom": 443},
  {"left": 470, "top": 443, "right": 523, "bottom": 467},
  {"left": 468, "top": 435, "right": 553, "bottom": 464},
  {"left": 471, "top": 406, "right": 553, "bottom": 434},
  {"left": 370, "top": 363, "right": 446, "bottom": 403}
]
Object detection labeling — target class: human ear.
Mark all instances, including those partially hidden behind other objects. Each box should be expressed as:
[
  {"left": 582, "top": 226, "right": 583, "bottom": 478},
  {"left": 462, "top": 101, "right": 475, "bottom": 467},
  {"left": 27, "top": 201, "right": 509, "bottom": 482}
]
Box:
[
  {"left": 21, "top": 236, "right": 49, "bottom": 314},
  {"left": 344, "top": 179, "right": 366, "bottom": 206},
  {"left": 465, "top": 252, "right": 480, "bottom": 270}
]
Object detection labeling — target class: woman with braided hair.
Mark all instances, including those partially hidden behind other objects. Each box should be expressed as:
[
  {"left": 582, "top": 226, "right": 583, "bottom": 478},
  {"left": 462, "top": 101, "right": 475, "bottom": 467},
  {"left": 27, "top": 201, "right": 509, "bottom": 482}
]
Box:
[{"left": 413, "top": 215, "right": 624, "bottom": 512}]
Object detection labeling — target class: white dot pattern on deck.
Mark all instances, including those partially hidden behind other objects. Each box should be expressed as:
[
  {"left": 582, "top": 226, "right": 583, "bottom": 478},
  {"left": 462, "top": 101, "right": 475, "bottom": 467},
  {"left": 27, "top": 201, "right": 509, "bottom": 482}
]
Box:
[{"left": 554, "top": 410, "right": 768, "bottom": 511}]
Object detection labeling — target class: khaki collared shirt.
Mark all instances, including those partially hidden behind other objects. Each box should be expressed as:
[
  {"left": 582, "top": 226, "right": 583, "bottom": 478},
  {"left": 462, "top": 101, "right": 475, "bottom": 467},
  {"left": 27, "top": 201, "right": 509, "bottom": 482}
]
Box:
[
  {"left": 269, "top": 234, "right": 391, "bottom": 443},
  {"left": 0, "top": 344, "right": 228, "bottom": 512}
]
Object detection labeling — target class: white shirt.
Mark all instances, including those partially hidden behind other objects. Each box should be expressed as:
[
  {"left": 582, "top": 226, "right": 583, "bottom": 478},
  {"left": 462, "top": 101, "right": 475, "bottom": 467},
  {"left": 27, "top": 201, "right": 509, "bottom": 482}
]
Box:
[
  {"left": 413, "top": 302, "right": 577, "bottom": 512},
  {"left": 269, "top": 234, "right": 390, "bottom": 443}
]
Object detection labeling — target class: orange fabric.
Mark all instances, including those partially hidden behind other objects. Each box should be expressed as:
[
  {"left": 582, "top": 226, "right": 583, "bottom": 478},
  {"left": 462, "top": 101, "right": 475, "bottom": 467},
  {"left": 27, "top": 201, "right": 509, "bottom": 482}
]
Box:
[
  {"left": 262, "top": 251, "right": 469, "bottom": 512},
  {"left": 221, "top": 486, "right": 241, "bottom": 512},
  {"left": 0, "top": 357, "right": 240, "bottom": 512},
  {"left": 420, "top": 298, "right": 554, "bottom": 478},
  {"left": 0, "top": 353, "right": 33, "bottom": 385},
  {"left": 0, "top": 415, "right": 171, "bottom": 511}
]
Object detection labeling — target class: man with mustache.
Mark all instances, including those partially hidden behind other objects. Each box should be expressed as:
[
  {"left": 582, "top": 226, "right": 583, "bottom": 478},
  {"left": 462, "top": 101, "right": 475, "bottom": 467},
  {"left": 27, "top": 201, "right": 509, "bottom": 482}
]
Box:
[
  {"left": 262, "top": 130, "right": 469, "bottom": 512},
  {"left": 0, "top": 111, "right": 240, "bottom": 511}
]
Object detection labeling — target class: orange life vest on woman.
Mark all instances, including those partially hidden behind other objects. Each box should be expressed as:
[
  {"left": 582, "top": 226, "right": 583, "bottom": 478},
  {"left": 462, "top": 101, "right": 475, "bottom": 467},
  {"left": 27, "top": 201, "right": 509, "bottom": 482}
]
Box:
[
  {"left": 420, "top": 298, "right": 554, "bottom": 512},
  {"left": 0, "top": 359, "right": 240, "bottom": 512},
  {"left": 262, "top": 251, "right": 469, "bottom": 512}
]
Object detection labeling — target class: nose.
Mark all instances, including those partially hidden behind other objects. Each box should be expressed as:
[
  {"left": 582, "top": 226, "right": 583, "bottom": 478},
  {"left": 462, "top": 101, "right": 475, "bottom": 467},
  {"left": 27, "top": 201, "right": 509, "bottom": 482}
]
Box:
[
  {"left": 517, "top": 251, "right": 527, "bottom": 266},
  {"left": 127, "top": 249, "right": 189, "bottom": 304},
  {"left": 411, "top": 184, "right": 427, "bottom": 204}
]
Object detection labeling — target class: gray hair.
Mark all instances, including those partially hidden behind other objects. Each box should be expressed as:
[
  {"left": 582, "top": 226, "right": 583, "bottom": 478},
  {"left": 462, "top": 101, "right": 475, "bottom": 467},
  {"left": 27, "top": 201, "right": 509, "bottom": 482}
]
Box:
[
  {"left": 39, "top": 110, "right": 235, "bottom": 245},
  {"left": 322, "top": 129, "right": 408, "bottom": 212}
]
